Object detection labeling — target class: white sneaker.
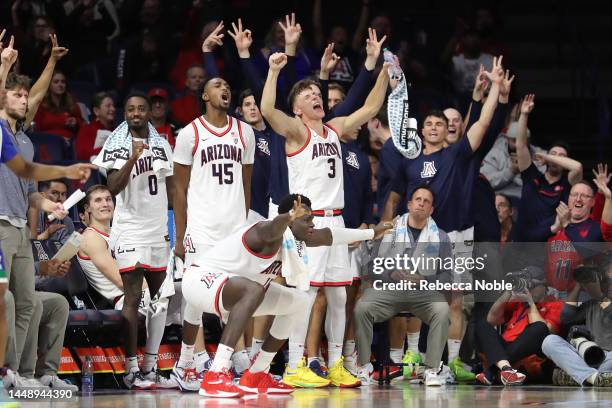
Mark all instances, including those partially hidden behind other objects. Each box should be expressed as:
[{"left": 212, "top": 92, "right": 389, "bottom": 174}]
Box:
[
  {"left": 20, "top": 377, "right": 50, "bottom": 390},
  {"left": 123, "top": 368, "right": 156, "bottom": 390},
  {"left": 354, "top": 363, "right": 374, "bottom": 386},
  {"left": 343, "top": 353, "right": 359, "bottom": 376},
  {"left": 39, "top": 375, "right": 79, "bottom": 392},
  {"left": 424, "top": 366, "right": 446, "bottom": 386},
  {"left": 142, "top": 368, "right": 180, "bottom": 389},
  {"left": 170, "top": 364, "right": 200, "bottom": 392},
  {"left": 2, "top": 369, "right": 17, "bottom": 389}
]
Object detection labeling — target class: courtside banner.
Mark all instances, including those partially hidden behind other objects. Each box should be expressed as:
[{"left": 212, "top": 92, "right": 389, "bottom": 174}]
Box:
[
  {"left": 58, "top": 347, "right": 80, "bottom": 374},
  {"left": 157, "top": 344, "right": 181, "bottom": 370},
  {"left": 75, "top": 346, "right": 113, "bottom": 373},
  {"left": 103, "top": 347, "right": 126, "bottom": 374}
]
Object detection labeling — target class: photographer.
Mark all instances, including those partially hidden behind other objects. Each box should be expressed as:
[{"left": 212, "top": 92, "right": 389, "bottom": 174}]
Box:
[
  {"left": 542, "top": 268, "right": 612, "bottom": 386},
  {"left": 475, "top": 266, "right": 564, "bottom": 385}
]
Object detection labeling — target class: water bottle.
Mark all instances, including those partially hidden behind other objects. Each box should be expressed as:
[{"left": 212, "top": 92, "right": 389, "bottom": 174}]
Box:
[
  {"left": 82, "top": 356, "right": 94, "bottom": 394},
  {"left": 383, "top": 48, "right": 402, "bottom": 79}
]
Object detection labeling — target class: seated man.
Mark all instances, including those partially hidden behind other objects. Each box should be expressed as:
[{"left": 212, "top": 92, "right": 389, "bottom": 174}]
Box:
[
  {"left": 353, "top": 186, "right": 453, "bottom": 386},
  {"left": 475, "top": 266, "right": 563, "bottom": 385},
  {"left": 76, "top": 185, "right": 177, "bottom": 390},
  {"left": 173, "top": 194, "right": 391, "bottom": 397},
  {"left": 542, "top": 267, "right": 612, "bottom": 386},
  {"left": 30, "top": 179, "right": 74, "bottom": 243}
]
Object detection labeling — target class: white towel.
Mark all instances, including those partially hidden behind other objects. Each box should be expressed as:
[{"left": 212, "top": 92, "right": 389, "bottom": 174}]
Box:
[
  {"left": 93, "top": 121, "right": 172, "bottom": 177},
  {"left": 280, "top": 228, "right": 310, "bottom": 291},
  {"left": 387, "top": 69, "right": 421, "bottom": 159}
]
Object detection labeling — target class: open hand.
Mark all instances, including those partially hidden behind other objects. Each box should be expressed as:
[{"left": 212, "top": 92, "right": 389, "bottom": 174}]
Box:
[
  {"left": 64, "top": 163, "right": 97, "bottom": 183},
  {"left": 499, "top": 69, "right": 515, "bottom": 102},
  {"left": 289, "top": 195, "right": 310, "bottom": 221},
  {"left": 484, "top": 55, "right": 504, "bottom": 84},
  {"left": 228, "top": 18, "right": 252, "bottom": 57},
  {"left": 472, "top": 64, "right": 489, "bottom": 102},
  {"left": 520, "top": 94, "right": 535, "bottom": 115},
  {"left": 592, "top": 163, "right": 611, "bottom": 199},
  {"left": 373, "top": 220, "right": 394, "bottom": 240},
  {"left": 365, "top": 27, "right": 386, "bottom": 69},
  {"left": 202, "top": 21, "right": 225, "bottom": 52},
  {"left": 278, "top": 13, "right": 302, "bottom": 49},
  {"left": 320, "top": 43, "right": 339, "bottom": 75}
]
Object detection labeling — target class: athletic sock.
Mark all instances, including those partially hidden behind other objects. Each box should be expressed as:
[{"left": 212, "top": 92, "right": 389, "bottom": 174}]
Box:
[
  {"left": 343, "top": 340, "right": 356, "bottom": 358},
  {"left": 250, "top": 350, "right": 276, "bottom": 373},
  {"left": 328, "top": 342, "right": 343, "bottom": 367},
  {"left": 288, "top": 342, "right": 305, "bottom": 370},
  {"left": 178, "top": 342, "right": 195, "bottom": 369},
  {"left": 406, "top": 332, "right": 420, "bottom": 354},
  {"left": 231, "top": 349, "right": 251, "bottom": 374},
  {"left": 210, "top": 344, "right": 234, "bottom": 372},
  {"left": 250, "top": 338, "right": 264, "bottom": 360},
  {"left": 125, "top": 356, "right": 138, "bottom": 373},
  {"left": 390, "top": 348, "right": 403, "bottom": 364},
  {"left": 448, "top": 339, "right": 461, "bottom": 362},
  {"left": 195, "top": 350, "right": 211, "bottom": 372},
  {"left": 142, "top": 352, "right": 157, "bottom": 373}
]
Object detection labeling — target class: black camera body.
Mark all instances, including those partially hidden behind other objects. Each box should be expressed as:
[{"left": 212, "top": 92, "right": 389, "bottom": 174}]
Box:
[{"left": 505, "top": 270, "right": 533, "bottom": 292}]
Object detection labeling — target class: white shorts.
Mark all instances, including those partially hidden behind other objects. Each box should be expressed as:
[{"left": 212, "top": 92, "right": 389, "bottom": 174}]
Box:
[
  {"left": 307, "top": 215, "right": 350, "bottom": 287},
  {"left": 348, "top": 246, "right": 363, "bottom": 282},
  {"left": 268, "top": 201, "right": 279, "bottom": 219},
  {"left": 247, "top": 209, "right": 266, "bottom": 223},
  {"left": 113, "top": 289, "right": 151, "bottom": 315},
  {"left": 182, "top": 266, "right": 232, "bottom": 321},
  {"left": 115, "top": 243, "right": 170, "bottom": 274}
]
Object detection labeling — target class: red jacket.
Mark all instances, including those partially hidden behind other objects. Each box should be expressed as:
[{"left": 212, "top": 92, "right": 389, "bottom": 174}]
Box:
[
  {"left": 171, "top": 94, "right": 200, "bottom": 127},
  {"left": 75, "top": 120, "right": 113, "bottom": 161},
  {"left": 34, "top": 105, "right": 83, "bottom": 139}
]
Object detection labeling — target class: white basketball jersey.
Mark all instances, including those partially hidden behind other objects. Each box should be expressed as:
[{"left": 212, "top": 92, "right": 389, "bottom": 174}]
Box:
[
  {"left": 286, "top": 124, "right": 344, "bottom": 210},
  {"left": 196, "top": 223, "right": 282, "bottom": 286},
  {"left": 77, "top": 227, "right": 124, "bottom": 302},
  {"left": 111, "top": 146, "right": 169, "bottom": 246},
  {"left": 174, "top": 115, "right": 255, "bottom": 243}
]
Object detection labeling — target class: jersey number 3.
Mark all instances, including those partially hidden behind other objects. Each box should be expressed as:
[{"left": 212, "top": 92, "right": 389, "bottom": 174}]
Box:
[
  {"left": 327, "top": 158, "right": 336, "bottom": 178},
  {"left": 212, "top": 163, "right": 234, "bottom": 184}
]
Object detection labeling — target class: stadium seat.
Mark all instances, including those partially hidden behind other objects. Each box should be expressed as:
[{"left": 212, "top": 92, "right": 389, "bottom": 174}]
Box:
[{"left": 68, "top": 309, "right": 103, "bottom": 328}]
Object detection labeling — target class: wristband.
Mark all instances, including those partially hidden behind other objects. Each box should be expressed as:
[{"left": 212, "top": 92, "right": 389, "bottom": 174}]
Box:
[{"left": 330, "top": 228, "right": 374, "bottom": 245}]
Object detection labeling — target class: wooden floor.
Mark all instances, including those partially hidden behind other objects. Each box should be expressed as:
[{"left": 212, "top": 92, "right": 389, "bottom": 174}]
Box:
[{"left": 8, "top": 384, "right": 612, "bottom": 407}]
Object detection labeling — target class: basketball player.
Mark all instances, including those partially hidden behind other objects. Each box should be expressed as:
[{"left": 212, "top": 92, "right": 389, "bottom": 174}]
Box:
[
  {"left": 95, "top": 93, "right": 174, "bottom": 389},
  {"left": 261, "top": 53, "right": 390, "bottom": 387},
  {"left": 172, "top": 76, "right": 255, "bottom": 384},
  {"left": 180, "top": 194, "right": 391, "bottom": 397},
  {"left": 77, "top": 185, "right": 178, "bottom": 389}
]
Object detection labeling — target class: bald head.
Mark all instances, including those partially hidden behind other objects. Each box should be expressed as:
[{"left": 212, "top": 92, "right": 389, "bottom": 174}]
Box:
[{"left": 444, "top": 108, "right": 463, "bottom": 144}]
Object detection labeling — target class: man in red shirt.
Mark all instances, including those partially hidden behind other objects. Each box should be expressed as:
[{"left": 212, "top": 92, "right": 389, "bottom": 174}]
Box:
[
  {"left": 75, "top": 92, "right": 115, "bottom": 162},
  {"left": 171, "top": 65, "right": 205, "bottom": 126},
  {"left": 148, "top": 88, "right": 177, "bottom": 148},
  {"left": 474, "top": 266, "right": 563, "bottom": 385}
]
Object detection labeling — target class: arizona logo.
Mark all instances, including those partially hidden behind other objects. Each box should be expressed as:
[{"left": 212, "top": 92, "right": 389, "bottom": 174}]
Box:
[
  {"left": 345, "top": 151, "right": 360, "bottom": 169},
  {"left": 420, "top": 161, "right": 437, "bottom": 178},
  {"left": 201, "top": 272, "right": 223, "bottom": 289},
  {"left": 257, "top": 138, "right": 270, "bottom": 156}
]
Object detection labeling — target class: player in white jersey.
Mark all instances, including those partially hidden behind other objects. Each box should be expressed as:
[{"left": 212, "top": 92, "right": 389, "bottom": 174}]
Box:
[
  {"left": 173, "top": 76, "right": 255, "bottom": 376},
  {"left": 172, "top": 194, "right": 391, "bottom": 397},
  {"left": 103, "top": 93, "right": 174, "bottom": 389},
  {"left": 76, "top": 185, "right": 179, "bottom": 390},
  {"left": 261, "top": 52, "right": 391, "bottom": 387}
]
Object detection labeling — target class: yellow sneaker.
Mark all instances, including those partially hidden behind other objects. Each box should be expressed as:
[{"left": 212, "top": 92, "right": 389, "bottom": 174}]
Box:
[
  {"left": 327, "top": 357, "right": 361, "bottom": 388},
  {"left": 283, "top": 358, "right": 331, "bottom": 388}
]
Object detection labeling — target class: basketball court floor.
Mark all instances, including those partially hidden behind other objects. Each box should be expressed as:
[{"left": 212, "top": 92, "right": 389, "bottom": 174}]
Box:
[{"left": 9, "top": 385, "right": 612, "bottom": 408}]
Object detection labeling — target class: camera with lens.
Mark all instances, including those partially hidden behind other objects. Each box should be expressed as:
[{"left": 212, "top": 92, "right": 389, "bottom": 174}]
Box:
[
  {"left": 573, "top": 265, "right": 601, "bottom": 284},
  {"left": 505, "top": 266, "right": 545, "bottom": 292},
  {"left": 567, "top": 325, "right": 605, "bottom": 367}
]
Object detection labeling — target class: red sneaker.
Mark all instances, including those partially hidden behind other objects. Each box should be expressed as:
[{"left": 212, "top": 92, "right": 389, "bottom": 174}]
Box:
[
  {"left": 199, "top": 369, "right": 244, "bottom": 398},
  {"left": 239, "top": 370, "right": 294, "bottom": 394},
  {"left": 500, "top": 368, "right": 526, "bottom": 386},
  {"left": 372, "top": 366, "right": 402, "bottom": 381}
]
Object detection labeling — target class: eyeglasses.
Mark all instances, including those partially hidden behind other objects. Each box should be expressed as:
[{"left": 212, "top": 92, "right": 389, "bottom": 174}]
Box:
[{"left": 569, "top": 193, "right": 593, "bottom": 199}]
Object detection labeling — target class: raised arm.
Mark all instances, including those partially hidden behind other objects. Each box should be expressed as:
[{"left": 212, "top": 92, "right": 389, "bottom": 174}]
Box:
[
  {"left": 201, "top": 21, "right": 224, "bottom": 78},
  {"left": 535, "top": 152, "right": 584, "bottom": 185},
  {"left": 25, "top": 34, "right": 68, "bottom": 128},
  {"left": 327, "top": 28, "right": 385, "bottom": 120},
  {"left": 106, "top": 140, "right": 142, "bottom": 195},
  {"left": 593, "top": 163, "right": 612, "bottom": 225},
  {"left": 328, "top": 62, "right": 390, "bottom": 136},
  {"left": 0, "top": 34, "right": 18, "bottom": 91},
  {"left": 486, "top": 290, "right": 512, "bottom": 325},
  {"left": 80, "top": 230, "right": 124, "bottom": 290},
  {"left": 516, "top": 94, "right": 535, "bottom": 172},
  {"left": 465, "top": 56, "right": 503, "bottom": 151},
  {"left": 306, "top": 219, "right": 392, "bottom": 247},
  {"left": 260, "top": 52, "right": 303, "bottom": 140}
]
